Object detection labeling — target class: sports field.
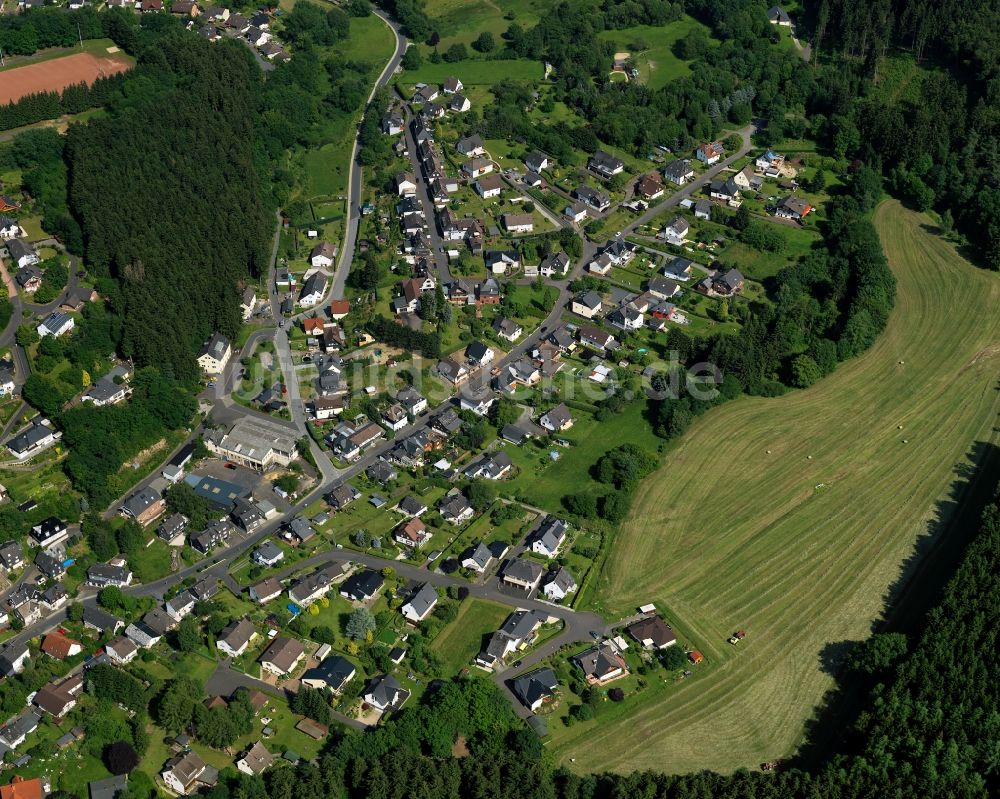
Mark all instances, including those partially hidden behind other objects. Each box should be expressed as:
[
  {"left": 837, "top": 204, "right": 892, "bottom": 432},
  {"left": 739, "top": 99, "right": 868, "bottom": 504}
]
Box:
[
  {"left": 0, "top": 49, "right": 132, "bottom": 105},
  {"left": 556, "top": 202, "right": 1000, "bottom": 773}
]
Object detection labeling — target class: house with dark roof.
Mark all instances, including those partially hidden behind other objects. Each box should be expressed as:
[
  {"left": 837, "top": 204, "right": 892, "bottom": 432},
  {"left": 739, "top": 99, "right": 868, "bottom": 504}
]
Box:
[
  {"left": 573, "top": 642, "right": 629, "bottom": 684},
  {"left": 664, "top": 158, "right": 694, "bottom": 185},
  {"left": 300, "top": 655, "right": 356, "bottom": 693},
  {"left": 364, "top": 674, "right": 408, "bottom": 713},
  {"left": 502, "top": 558, "right": 545, "bottom": 592},
  {"left": 512, "top": 668, "right": 558, "bottom": 711},
  {"left": 401, "top": 583, "right": 438, "bottom": 622},
  {"left": 542, "top": 566, "right": 577, "bottom": 601},
  {"left": 120, "top": 486, "right": 165, "bottom": 526},
  {"left": 589, "top": 150, "right": 625, "bottom": 178},
  {"left": 627, "top": 615, "right": 678, "bottom": 649},
  {"left": 259, "top": 636, "right": 304, "bottom": 676},
  {"left": 217, "top": 619, "right": 258, "bottom": 658},
  {"left": 531, "top": 517, "right": 568, "bottom": 558},
  {"left": 340, "top": 569, "right": 385, "bottom": 602}
]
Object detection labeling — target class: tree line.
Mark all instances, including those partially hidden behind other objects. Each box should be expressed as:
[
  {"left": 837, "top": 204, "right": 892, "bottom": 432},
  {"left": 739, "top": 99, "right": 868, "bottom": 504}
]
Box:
[{"left": 0, "top": 74, "right": 127, "bottom": 134}]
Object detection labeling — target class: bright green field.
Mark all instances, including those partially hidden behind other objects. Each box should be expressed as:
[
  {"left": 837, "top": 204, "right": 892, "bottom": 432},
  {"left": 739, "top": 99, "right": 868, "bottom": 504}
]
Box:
[
  {"left": 597, "top": 16, "right": 716, "bottom": 89},
  {"left": 555, "top": 202, "right": 1000, "bottom": 773},
  {"left": 426, "top": 0, "right": 544, "bottom": 47},
  {"left": 401, "top": 57, "right": 543, "bottom": 87},
  {"left": 331, "top": 14, "right": 397, "bottom": 66},
  {"left": 429, "top": 598, "right": 510, "bottom": 673}
]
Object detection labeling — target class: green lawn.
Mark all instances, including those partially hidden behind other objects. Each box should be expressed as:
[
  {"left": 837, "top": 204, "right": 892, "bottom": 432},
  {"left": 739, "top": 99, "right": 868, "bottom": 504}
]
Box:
[
  {"left": 719, "top": 222, "right": 822, "bottom": 281},
  {"left": 330, "top": 14, "right": 396, "bottom": 67},
  {"left": 424, "top": 0, "right": 544, "bottom": 47},
  {"left": 556, "top": 203, "right": 1000, "bottom": 774},
  {"left": 429, "top": 598, "right": 510, "bottom": 673},
  {"left": 399, "top": 58, "right": 544, "bottom": 88},
  {"left": 502, "top": 401, "right": 656, "bottom": 514},
  {"left": 596, "top": 16, "right": 716, "bottom": 89}
]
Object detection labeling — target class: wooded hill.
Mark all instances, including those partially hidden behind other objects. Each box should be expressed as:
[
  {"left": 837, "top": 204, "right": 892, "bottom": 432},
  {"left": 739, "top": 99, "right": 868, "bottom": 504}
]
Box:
[{"left": 65, "top": 33, "right": 271, "bottom": 381}]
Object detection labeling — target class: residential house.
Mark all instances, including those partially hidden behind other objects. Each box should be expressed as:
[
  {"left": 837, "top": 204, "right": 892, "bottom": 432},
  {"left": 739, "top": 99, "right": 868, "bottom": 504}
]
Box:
[
  {"left": 713, "top": 268, "right": 745, "bottom": 296},
  {"left": 732, "top": 165, "right": 755, "bottom": 191},
  {"left": 627, "top": 615, "right": 677, "bottom": 649},
  {"left": 171, "top": 0, "right": 200, "bottom": 16},
  {"left": 438, "top": 493, "right": 474, "bottom": 524},
  {"left": 502, "top": 558, "right": 545, "bottom": 592},
  {"left": 396, "top": 386, "right": 427, "bottom": 415},
  {"left": 503, "top": 213, "right": 534, "bottom": 234},
  {"left": 775, "top": 195, "right": 813, "bottom": 220},
  {"left": 485, "top": 250, "right": 519, "bottom": 275},
  {"left": 197, "top": 332, "right": 231, "bottom": 374},
  {"left": 575, "top": 185, "right": 611, "bottom": 213},
  {"left": 464, "top": 451, "right": 513, "bottom": 481},
  {"left": 34, "top": 551, "right": 65, "bottom": 581},
  {"left": 608, "top": 303, "right": 644, "bottom": 332},
  {"left": 165, "top": 590, "right": 196, "bottom": 621},
  {"left": 161, "top": 752, "right": 212, "bottom": 795},
  {"left": 366, "top": 460, "right": 399, "bottom": 485},
  {"left": 83, "top": 368, "right": 130, "bottom": 407},
  {"left": 456, "top": 135, "right": 485, "bottom": 156},
  {"left": 539, "top": 251, "right": 570, "bottom": 277},
  {"left": 249, "top": 577, "right": 283, "bottom": 604},
  {"left": 477, "top": 609, "right": 546, "bottom": 667},
  {"left": 284, "top": 517, "right": 315, "bottom": 545},
  {"left": 313, "top": 395, "right": 345, "bottom": 421},
  {"left": 539, "top": 402, "right": 573, "bottom": 433},
  {"left": 82, "top": 606, "right": 123, "bottom": 636},
  {"left": 394, "top": 518, "right": 432, "bottom": 550},
  {"left": 217, "top": 619, "right": 258, "bottom": 658},
  {"left": 36, "top": 311, "right": 74, "bottom": 338},
  {"left": 571, "top": 291, "right": 603, "bottom": 319},
  {"left": 41, "top": 633, "right": 82, "bottom": 660},
  {"left": 237, "top": 742, "right": 274, "bottom": 777},
  {"left": 364, "top": 674, "right": 407, "bottom": 713},
  {"left": 326, "top": 482, "right": 361, "bottom": 511},
  {"left": 459, "top": 385, "right": 495, "bottom": 416},
  {"left": 493, "top": 317, "right": 523, "bottom": 342},
  {"left": 0, "top": 541, "right": 23, "bottom": 572},
  {"left": 442, "top": 76, "right": 463, "bottom": 94},
  {"left": 298, "top": 272, "right": 327, "bottom": 306},
  {"left": 574, "top": 642, "right": 629, "bottom": 684},
  {"left": 231, "top": 497, "right": 265, "bottom": 533},
  {"left": 300, "top": 655, "right": 356, "bottom": 693},
  {"left": 381, "top": 111, "right": 403, "bottom": 135},
  {"left": 309, "top": 241, "right": 337, "bottom": 268},
  {"left": 29, "top": 516, "right": 67, "bottom": 548},
  {"left": 531, "top": 516, "right": 568, "bottom": 558},
  {"left": 755, "top": 149, "right": 785, "bottom": 171},
  {"left": 259, "top": 636, "right": 305, "bottom": 677},
  {"left": 253, "top": 541, "right": 284, "bottom": 568},
  {"left": 709, "top": 177, "right": 741, "bottom": 203},
  {"left": 664, "top": 158, "right": 694, "bottom": 185},
  {"left": 662, "top": 215, "right": 690, "bottom": 245},
  {"left": 190, "top": 520, "right": 232, "bottom": 554},
  {"left": 395, "top": 172, "right": 417, "bottom": 196},
  {"left": 696, "top": 141, "right": 724, "bottom": 165},
  {"left": 401, "top": 583, "right": 438, "bottom": 623},
  {"left": 413, "top": 84, "right": 439, "bottom": 104},
  {"left": 589, "top": 150, "right": 625, "bottom": 178},
  {"left": 14, "top": 264, "right": 42, "bottom": 293},
  {"left": 664, "top": 256, "right": 695, "bottom": 280},
  {"left": 0, "top": 217, "right": 21, "bottom": 240},
  {"left": 449, "top": 94, "right": 471, "bottom": 112},
  {"left": 124, "top": 621, "right": 162, "bottom": 649},
  {"left": 511, "top": 668, "right": 558, "bottom": 711},
  {"left": 694, "top": 199, "right": 712, "bottom": 220},
  {"left": 34, "top": 682, "right": 76, "bottom": 717},
  {"left": 120, "top": 486, "right": 165, "bottom": 526},
  {"left": 340, "top": 569, "right": 385, "bottom": 602},
  {"left": 397, "top": 495, "right": 427, "bottom": 518},
  {"left": 6, "top": 239, "right": 38, "bottom": 269},
  {"left": 578, "top": 325, "right": 618, "bottom": 352},
  {"left": 542, "top": 566, "right": 577, "bottom": 601},
  {"left": 86, "top": 563, "right": 133, "bottom": 588},
  {"left": 106, "top": 636, "right": 138, "bottom": 665},
  {"left": 461, "top": 542, "right": 494, "bottom": 573},
  {"left": 463, "top": 157, "right": 494, "bottom": 179},
  {"left": 564, "top": 202, "right": 589, "bottom": 223},
  {"left": 437, "top": 357, "right": 470, "bottom": 386},
  {"left": 768, "top": 5, "right": 792, "bottom": 25},
  {"left": 464, "top": 340, "right": 494, "bottom": 369},
  {"left": 288, "top": 566, "right": 336, "bottom": 607},
  {"left": 637, "top": 171, "right": 664, "bottom": 199},
  {"left": 525, "top": 151, "right": 549, "bottom": 173}
]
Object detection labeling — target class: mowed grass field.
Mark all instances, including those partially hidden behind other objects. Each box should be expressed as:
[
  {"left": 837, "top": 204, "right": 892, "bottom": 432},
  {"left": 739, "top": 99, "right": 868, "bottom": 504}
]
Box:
[
  {"left": 556, "top": 201, "right": 1000, "bottom": 773},
  {"left": 597, "top": 17, "right": 716, "bottom": 88},
  {"left": 430, "top": 598, "right": 510, "bottom": 674}
]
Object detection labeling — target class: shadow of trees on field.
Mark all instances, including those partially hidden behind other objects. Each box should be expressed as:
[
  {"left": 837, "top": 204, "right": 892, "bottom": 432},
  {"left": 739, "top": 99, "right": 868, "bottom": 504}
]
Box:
[{"left": 788, "top": 437, "right": 1000, "bottom": 769}]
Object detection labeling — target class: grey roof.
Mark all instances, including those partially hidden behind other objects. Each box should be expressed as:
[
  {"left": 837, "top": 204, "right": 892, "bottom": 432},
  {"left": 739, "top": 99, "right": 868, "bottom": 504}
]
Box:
[
  {"left": 89, "top": 774, "right": 127, "bottom": 799},
  {"left": 664, "top": 159, "right": 693, "bottom": 180},
  {"left": 8, "top": 422, "right": 54, "bottom": 454},
  {"left": 463, "top": 542, "right": 492, "bottom": 569},
  {"left": 0, "top": 540, "right": 22, "bottom": 568},
  {"left": 340, "top": 569, "right": 384, "bottom": 601},
  {"left": 590, "top": 150, "right": 624, "bottom": 172},
  {"left": 218, "top": 618, "right": 256, "bottom": 651},
  {"left": 576, "top": 290, "right": 603, "bottom": 310},
  {"left": 512, "top": 667, "right": 558, "bottom": 708},
  {"left": 200, "top": 332, "right": 230, "bottom": 360},
  {"left": 286, "top": 516, "right": 315, "bottom": 542},
  {"left": 82, "top": 605, "right": 120, "bottom": 632},
  {"left": 122, "top": 486, "right": 161, "bottom": 518},
  {"left": 546, "top": 566, "right": 576, "bottom": 593},
  {"left": 398, "top": 495, "right": 426, "bottom": 515},
  {"left": 254, "top": 540, "right": 283, "bottom": 562},
  {"left": 301, "top": 654, "right": 355, "bottom": 691},
  {"left": 6, "top": 239, "right": 35, "bottom": 261},
  {"left": 404, "top": 583, "right": 438, "bottom": 618},
  {"left": 533, "top": 517, "right": 568, "bottom": 553},
  {"left": 299, "top": 272, "right": 327, "bottom": 300},
  {"left": 504, "top": 557, "right": 544, "bottom": 584},
  {"left": 438, "top": 493, "right": 471, "bottom": 519},
  {"left": 366, "top": 673, "right": 402, "bottom": 706}
]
